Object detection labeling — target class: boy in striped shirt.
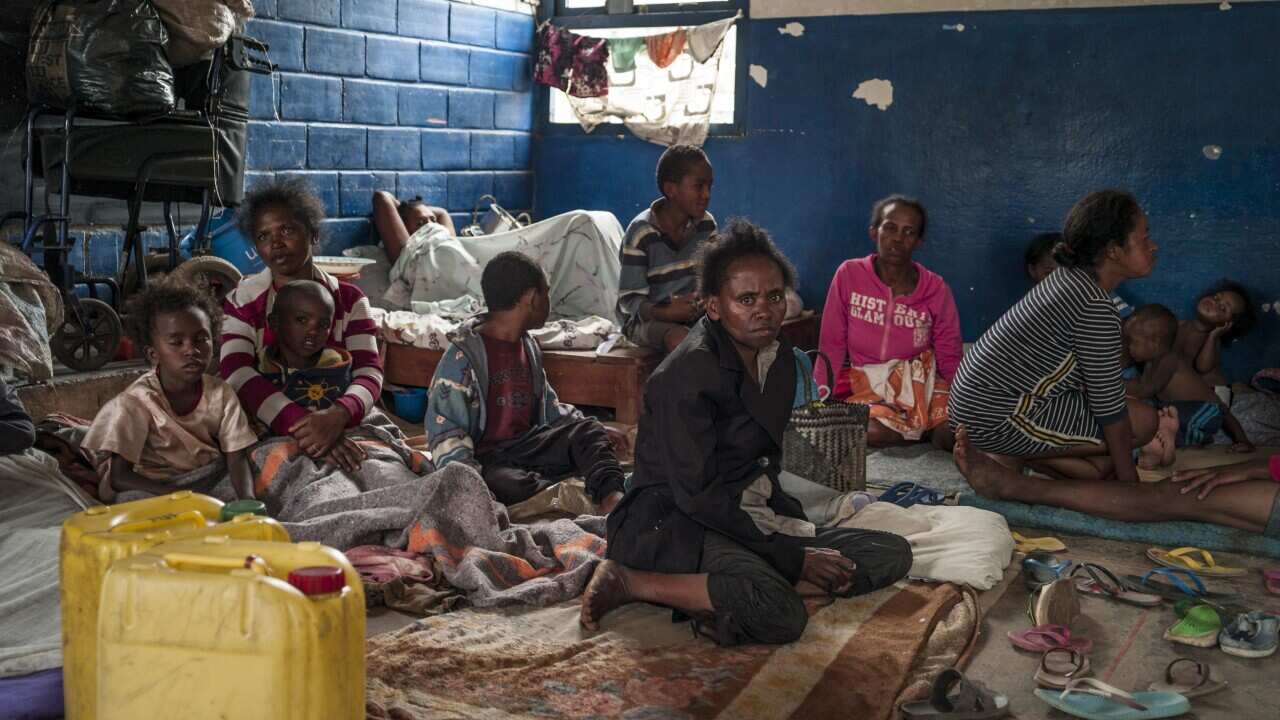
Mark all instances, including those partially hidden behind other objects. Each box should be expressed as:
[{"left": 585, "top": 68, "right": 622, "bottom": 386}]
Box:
[
  {"left": 617, "top": 145, "right": 716, "bottom": 354},
  {"left": 220, "top": 179, "right": 383, "bottom": 464}
]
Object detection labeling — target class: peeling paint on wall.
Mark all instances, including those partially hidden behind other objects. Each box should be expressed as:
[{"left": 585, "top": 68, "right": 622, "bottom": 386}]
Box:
[
  {"left": 1202, "top": 144, "right": 1223, "bottom": 160},
  {"left": 778, "top": 22, "right": 805, "bottom": 37},
  {"left": 943, "top": 23, "right": 967, "bottom": 31},
  {"left": 749, "top": 64, "right": 769, "bottom": 88},
  {"left": 852, "top": 79, "right": 893, "bottom": 110},
  {"left": 1220, "top": 1, "right": 1232, "bottom": 9}
]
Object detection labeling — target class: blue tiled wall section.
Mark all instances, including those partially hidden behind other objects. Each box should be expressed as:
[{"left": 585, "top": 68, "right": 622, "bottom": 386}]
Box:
[{"left": 245, "top": 0, "right": 534, "bottom": 250}]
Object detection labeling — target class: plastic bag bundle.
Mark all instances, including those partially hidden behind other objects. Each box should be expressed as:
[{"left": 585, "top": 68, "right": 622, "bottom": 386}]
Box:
[{"left": 27, "top": 0, "right": 176, "bottom": 117}]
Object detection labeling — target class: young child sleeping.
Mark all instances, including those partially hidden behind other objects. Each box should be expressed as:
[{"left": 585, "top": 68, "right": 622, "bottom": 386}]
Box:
[
  {"left": 82, "top": 284, "right": 259, "bottom": 501},
  {"left": 258, "top": 279, "right": 365, "bottom": 473},
  {"left": 1122, "top": 304, "right": 1254, "bottom": 469}
]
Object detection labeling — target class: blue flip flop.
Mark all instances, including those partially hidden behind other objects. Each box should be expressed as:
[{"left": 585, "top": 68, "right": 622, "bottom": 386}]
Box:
[
  {"left": 1023, "top": 552, "right": 1073, "bottom": 591},
  {"left": 879, "top": 481, "right": 945, "bottom": 508},
  {"left": 1122, "top": 568, "right": 1235, "bottom": 603},
  {"left": 1034, "top": 677, "right": 1189, "bottom": 719}
]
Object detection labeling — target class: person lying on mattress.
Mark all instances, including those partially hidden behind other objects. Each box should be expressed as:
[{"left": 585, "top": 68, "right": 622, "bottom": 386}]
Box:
[
  {"left": 83, "top": 284, "right": 258, "bottom": 502},
  {"left": 617, "top": 144, "right": 717, "bottom": 354},
  {"left": 817, "top": 194, "right": 962, "bottom": 450},
  {"left": 256, "top": 279, "right": 367, "bottom": 474},
  {"left": 371, "top": 191, "right": 456, "bottom": 264},
  {"left": 580, "top": 220, "right": 912, "bottom": 645},
  {"left": 220, "top": 178, "right": 384, "bottom": 467},
  {"left": 425, "top": 251, "right": 629, "bottom": 511},
  {"left": 1121, "top": 304, "right": 1254, "bottom": 470}
]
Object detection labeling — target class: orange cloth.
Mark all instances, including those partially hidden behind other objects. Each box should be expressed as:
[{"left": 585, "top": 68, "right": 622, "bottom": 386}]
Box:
[
  {"left": 846, "top": 350, "right": 949, "bottom": 441},
  {"left": 645, "top": 28, "right": 687, "bottom": 69}
]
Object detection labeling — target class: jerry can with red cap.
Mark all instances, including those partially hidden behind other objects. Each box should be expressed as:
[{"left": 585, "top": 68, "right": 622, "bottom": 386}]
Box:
[
  {"left": 60, "top": 491, "right": 289, "bottom": 720},
  {"left": 94, "top": 537, "right": 365, "bottom": 720}
]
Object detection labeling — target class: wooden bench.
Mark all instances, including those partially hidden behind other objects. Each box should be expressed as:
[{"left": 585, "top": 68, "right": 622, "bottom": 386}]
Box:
[{"left": 380, "top": 311, "right": 820, "bottom": 425}]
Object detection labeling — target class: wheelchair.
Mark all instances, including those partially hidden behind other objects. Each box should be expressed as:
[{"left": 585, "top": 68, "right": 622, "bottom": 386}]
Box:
[{"left": 2, "top": 34, "right": 272, "bottom": 371}]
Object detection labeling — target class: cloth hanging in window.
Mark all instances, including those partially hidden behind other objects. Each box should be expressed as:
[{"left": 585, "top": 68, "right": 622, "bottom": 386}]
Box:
[
  {"left": 565, "top": 16, "right": 737, "bottom": 147},
  {"left": 534, "top": 22, "right": 610, "bottom": 98},
  {"left": 607, "top": 37, "right": 644, "bottom": 73},
  {"left": 644, "top": 28, "right": 686, "bottom": 69}
]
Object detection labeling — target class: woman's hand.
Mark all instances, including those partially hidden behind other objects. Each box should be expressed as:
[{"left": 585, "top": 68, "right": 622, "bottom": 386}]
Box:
[
  {"left": 603, "top": 425, "right": 631, "bottom": 459},
  {"left": 290, "top": 405, "right": 351, "bottom": 457},
  {"left": 596, "top": 490, "right": 624, "bottom": 515},
  {"left": 321, "top": 435, "right": 367, "bottom": 474},
  {"left": 1171, "top": 458, "right": 1271, "bottom": 499},
  {"left": 800, "top": 547, "right": 856, "bottom": 594}
]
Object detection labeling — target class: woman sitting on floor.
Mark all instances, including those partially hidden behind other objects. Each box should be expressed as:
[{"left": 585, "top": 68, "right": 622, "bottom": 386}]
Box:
[
  {"left": 817, "top": 194, "right": 962, "bottom": 449},
  {"left": 580, "top": 219, "right": 912, "bottom": 645},
  {"left": 948, "top": 189, "right": 1160, "bottom": 484},
  {"left": 220, "top": 178, "right": 383, "bottom": 467}
]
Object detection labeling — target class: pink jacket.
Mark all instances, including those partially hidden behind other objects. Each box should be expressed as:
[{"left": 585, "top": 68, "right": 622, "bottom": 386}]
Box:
[{"left": 817, "top": 255, "right": 963, "bottom": 398}]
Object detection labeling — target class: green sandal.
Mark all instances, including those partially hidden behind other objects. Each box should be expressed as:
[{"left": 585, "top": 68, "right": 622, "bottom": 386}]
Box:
[{"left": 1163, "top": 604, "right": 1222, "bottom": 648}]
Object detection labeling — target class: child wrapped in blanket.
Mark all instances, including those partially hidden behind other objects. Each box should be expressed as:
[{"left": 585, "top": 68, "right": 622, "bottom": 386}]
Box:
[
  {"left": 257, "top": 279, "right": 366, "bottom": 474},
  {"left": 1122, "top": 304, "right": 1254, "bottom": 469},
  {"left": 82, "top": 284, "right": 259, "bottom": 502}
]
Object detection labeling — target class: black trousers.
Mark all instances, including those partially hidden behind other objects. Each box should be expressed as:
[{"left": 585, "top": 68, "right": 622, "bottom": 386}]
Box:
[
  {"left": 699, "top": 527, "right": 913, "bottom": 645},
  {"left": 476, "top": 418, "right": 625, "bottom": 505}
]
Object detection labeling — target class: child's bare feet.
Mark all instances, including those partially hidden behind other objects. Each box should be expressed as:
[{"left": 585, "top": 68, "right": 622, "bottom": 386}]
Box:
[
  {"left": 580, "top": 560, "right": 634, "bottom": 631},
  {"left": 1137, "top": 434, "right": 1165, "bottom": 470},
  {"left": 952, "top": 426, "right": 1017, "bottom": 500}
]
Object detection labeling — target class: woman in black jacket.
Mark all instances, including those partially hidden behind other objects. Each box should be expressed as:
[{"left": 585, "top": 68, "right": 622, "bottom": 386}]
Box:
[{"left": 581, "top": 219, "right": 912, "bottom": 645}]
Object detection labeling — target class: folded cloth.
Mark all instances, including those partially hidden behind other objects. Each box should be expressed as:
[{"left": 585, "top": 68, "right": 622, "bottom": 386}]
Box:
[
  {"left": 847, "top": 350, "right": 949, "bottom": 441},
  {"left": 645, "top": 28, "right": 686, "bottom": 69}
]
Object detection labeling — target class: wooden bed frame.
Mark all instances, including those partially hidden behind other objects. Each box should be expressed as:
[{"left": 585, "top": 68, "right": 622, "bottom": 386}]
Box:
[{"left": 381, "top": 312, "right": 820, "bottom": 425}]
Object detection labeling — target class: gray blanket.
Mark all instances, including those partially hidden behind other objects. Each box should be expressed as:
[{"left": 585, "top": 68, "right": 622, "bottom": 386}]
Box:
[{"left": 120, "top": 411, "right": 606, "bottom": 608}]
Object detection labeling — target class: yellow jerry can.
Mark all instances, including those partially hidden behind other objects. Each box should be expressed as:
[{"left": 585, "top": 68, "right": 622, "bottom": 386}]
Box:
[
  {"left": 60, "top": 491, "right": 288, "bottom": 720},
  {"left": 96, "top": 537, "right": 366, "bottom": 720}
]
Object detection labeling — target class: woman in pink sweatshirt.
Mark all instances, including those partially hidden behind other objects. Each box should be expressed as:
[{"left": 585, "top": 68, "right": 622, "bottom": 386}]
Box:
[{"left": 817, "top": 195, "right": 963, "bottom": 449}]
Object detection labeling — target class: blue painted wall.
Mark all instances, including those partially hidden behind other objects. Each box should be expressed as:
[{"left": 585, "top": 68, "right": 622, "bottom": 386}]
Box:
[
  {"left": 246, "top": 0, "right": 536, "bottom": 255},
  {"left": 534, "top": 3, "right": 1280, "bottom": 380}
]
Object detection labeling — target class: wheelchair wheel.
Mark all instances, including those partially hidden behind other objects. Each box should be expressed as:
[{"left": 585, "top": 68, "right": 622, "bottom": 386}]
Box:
[{"left": 51, "top": 298, "right": 123, "bottom": 371}]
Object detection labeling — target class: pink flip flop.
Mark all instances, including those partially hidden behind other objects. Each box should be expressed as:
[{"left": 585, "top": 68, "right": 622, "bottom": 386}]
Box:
[
  {"left": 1265, "top": 569, "right": 1280, "bottom": 595},
  {"left": 1008, "top": 624, "right": 1094, "bottom": 654}
]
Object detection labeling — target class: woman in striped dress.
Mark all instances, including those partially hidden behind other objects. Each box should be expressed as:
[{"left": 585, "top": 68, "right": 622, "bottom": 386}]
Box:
[{"left": 949, "top": 190, "right": 1158, "bottom": 484}]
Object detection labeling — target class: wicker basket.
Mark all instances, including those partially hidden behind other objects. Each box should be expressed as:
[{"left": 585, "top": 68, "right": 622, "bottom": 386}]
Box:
[{"left": 782, "top": 351, "right": 869, "bottom": 493}]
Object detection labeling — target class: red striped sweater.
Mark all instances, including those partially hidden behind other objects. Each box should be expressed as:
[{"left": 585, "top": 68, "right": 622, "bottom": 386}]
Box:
[{"left": 219, "top": 268, "right": 383, "bottom": 435}]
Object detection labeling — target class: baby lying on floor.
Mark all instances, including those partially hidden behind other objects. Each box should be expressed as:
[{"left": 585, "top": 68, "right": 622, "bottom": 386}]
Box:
[
  {"left": 1122, "top": 304, "right": 1254, "bottom": 469},
  {"left": 82, "top": 284, "right": 259, "bottom": 501},
  {"left": 259, "top": 279, "right": 366, "bottom": 473}
]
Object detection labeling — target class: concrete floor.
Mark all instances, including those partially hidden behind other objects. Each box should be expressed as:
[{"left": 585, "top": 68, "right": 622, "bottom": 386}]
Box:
[{"left": 971, "top": 529, "right": 1278, "bottom": 720}]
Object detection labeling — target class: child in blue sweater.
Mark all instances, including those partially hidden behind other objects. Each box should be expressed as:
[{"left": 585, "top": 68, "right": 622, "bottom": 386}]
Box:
[{"left": 425, "top": 252, "right": 626, "bottom": 512}]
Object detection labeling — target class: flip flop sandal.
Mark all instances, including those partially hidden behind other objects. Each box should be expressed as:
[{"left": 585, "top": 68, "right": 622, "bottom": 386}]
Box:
[
  {"left": 1012, "top": 531, "right": 1067, "bottom": 553},
  {"left": 1264, "top": 568, "right": 1280, "bottom": 595},
  {"left": 1034, "top": 648, "right": 1092, "bottom": 689},
  {"left": 1023, "top": 552, "right": 1073, "bottom": 591},
  {"left": 1028, "top": 578, "right": 1081, "bottom": 627},
  {"left": 1120, "top": 568, "right": 1234, "bottom": 603},
  {"left": 1147, "top": 546, "right": 1246, "bottom": 577},
  {"left": 1070, "top": 563, "right": 1162, "bottom": 607},
  {"left": 1147, "top": 657, "right": 1228, "bottom": 699},
  {"left": 900, "top": 668, "right": 1011, "bottom": 719},
  {"left": 1218, "top": 611, "right": 1280, "bottom": 659},
  {"left": 1034, "top": 677, "right": 1190, "bottom": 719},
  {"left": 879, "top": 481, "right": 945, "bottom": 508},
  {"left": 1171, "top": 597, "right": 1249, "bottom": 627},
  {"left": 1163, "top": 604, "right": 1223, "bottom": 648},
  {"left": 1008, "top": 624, "right": 1094, "bottom": 654}
]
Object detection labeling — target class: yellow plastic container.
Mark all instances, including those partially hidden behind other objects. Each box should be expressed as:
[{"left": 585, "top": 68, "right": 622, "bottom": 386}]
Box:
[
  {"left": 96, "top": 537, "right": 366, "bottom": 720},
  {"left": 60, "top": 491, "right": 289, "bottom": 720}
]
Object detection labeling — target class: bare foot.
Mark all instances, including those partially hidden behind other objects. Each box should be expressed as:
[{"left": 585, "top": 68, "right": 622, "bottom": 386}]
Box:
[
  {"left": 1137, "top": 434, "right": 1165, "bottom": 470},
  {"left": 1157, "top": 406, "right": 1179, "bottom": 467},
  {"left": 580, "top": 560, "right": 634, "bottom": 631},
  {"left": 952, "top": 426, "right": 1018, "bottom": 500}
]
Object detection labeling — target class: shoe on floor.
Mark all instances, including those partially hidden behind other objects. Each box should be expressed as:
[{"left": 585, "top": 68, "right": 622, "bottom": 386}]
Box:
[
  {"left": 1147, "top": 657, "right": 1228, "bottom": 699},
  {"left": 1218, "top": 611, "right": 1279, "bottom": 659},
  {"left": 1163, "top": 604, "right": 1222, "bottom": 648}
]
